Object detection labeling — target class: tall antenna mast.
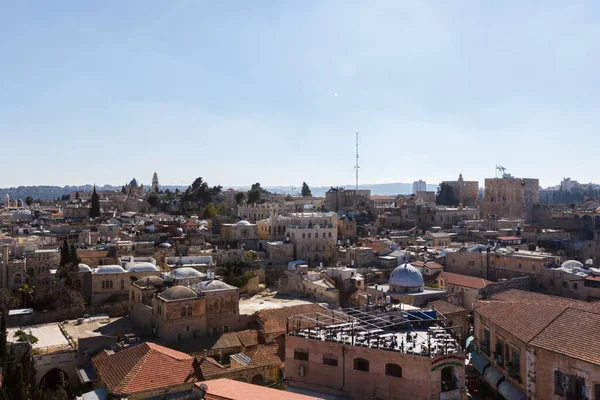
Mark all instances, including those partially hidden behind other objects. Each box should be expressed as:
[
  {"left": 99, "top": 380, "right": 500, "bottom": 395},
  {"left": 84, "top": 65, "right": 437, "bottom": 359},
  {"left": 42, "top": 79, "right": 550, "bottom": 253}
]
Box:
[{"left": 355, "top": 132, "right": 359, "bottom": 190}]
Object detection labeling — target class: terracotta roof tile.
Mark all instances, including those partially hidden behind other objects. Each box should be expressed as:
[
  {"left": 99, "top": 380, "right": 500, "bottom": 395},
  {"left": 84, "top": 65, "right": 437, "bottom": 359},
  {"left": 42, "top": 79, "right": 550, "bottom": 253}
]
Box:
[
  {"left": 429, "top": 300, "right": 468, "bottom": 315},
  {"left": 199, "top": 378, "right": 320, "bottom": 400},
  {"left": 476, "top": 301, "right": 567, "bottom": 343},
  {"left": 93, "top": 342, "right": 194, "bottom": 396},
  {"left": 488, "top": 289, "right": 600, "bottom": 314},
  {"left": 236, "top": 329, "right": 259, "bottom": 347},
  {"left": 211, "top": 332, "right": 242, "bottom": 350},
  {"left": 256, "top": 303, "right": 326, "bottom": 335},
  {"left": 530, "top": 308, "right": 600, "bottom": 366},
  {"left": 195, "top": 356, "right": 227, "bottom": 379},
  {"left": 439, "top": 271, "right": 492, "bottom": 290}
]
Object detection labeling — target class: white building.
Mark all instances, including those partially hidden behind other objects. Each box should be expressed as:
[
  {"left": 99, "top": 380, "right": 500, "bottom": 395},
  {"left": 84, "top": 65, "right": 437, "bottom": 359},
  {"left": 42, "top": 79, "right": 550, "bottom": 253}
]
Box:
[
  {"left": 286, "top": 212, "right": 338, "bottom": 263},
  {"left": 413, "top": 180, "right": 427, "bottom": 194}
]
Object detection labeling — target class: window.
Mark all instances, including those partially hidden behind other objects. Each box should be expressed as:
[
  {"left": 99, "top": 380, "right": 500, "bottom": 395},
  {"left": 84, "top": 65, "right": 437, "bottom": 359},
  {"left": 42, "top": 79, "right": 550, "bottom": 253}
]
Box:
[
  {"left": 385, "top": 363, "right": 402, "bottom": 378},
  {"left": 294, "top": 349, "right": 309, "bottom": 361},
  {"left": 212, "top": 327, "right": 218, "bottom": 335},
  {"left": 187, "top": 306, "right": 192, "bottom": 317},
  {"left": 594, "top": 383, "right": 600, "bottom": 400},
  {"left": 482, "top": 328, "right": 491, "bottom": 356},
  {"left": 323, "top": 354, "right": 338, "bottom": 367},
  {"left": 181, "top": 307, "right": 187, "bottom": 318},
  {"left": 555, "top": 370, "right": 567, "bottom": 396},
  {"left": 328, "top": 232, "right": 332, "bottom": 238},
  {"left": 308, "top": 233, "right": 311, "bottom": 239},
  {"left": 302, "top": 233, "right": 305, "bottom": 239},
  {"left": 323, "top": 232, "right": 326, "bottom": 238},
  {"left": 223, "top": 325, "right": 229, "bottom": 333},
  {"left": 532, "top": 265, "right": 536, "bottom": 271},
  {"left": 353, "top": 358, "right": 369, "bottom": 372},
  {"left": 121, "top": 279, "right": 125, "bottom": 290},
  {"left": 563, "top": 281, "right": 568, "bottom": 288},
  {"left": 574, "top": 282, "right": 578, "bottom": 290},
  {"left": 510, "top": 348, "right": 520, "bottom": 377},
  {"left": 518, "top": 263, "right": 522, "bottom": 269},
  {"left": 495, "top": 337, "right": 505, "bottom": 367}
]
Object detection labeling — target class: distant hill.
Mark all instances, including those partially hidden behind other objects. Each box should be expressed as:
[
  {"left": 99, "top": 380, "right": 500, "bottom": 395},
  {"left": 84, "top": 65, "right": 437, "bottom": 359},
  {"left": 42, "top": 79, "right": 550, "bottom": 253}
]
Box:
[{"left": 0, "top": 182, "right": 436, "bottom": 201}]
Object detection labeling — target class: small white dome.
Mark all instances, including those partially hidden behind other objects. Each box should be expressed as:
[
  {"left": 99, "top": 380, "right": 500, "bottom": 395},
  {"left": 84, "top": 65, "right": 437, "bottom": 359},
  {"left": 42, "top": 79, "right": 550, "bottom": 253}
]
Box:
[
  {"left": 236, "top": 220, "right": 252, "bottom": 227},
  {"left": 388, "top": 263, "right": 424, "bottom": 293},
  {"left": 127, "top": 262, "right": 159, "bottom": 272},
  {"left": 157, "top": 242, "right": 171, "bottom": 248},
  {"left": 78, "top": 263, "right": 92, "bottom": 273},
  {"left": 193, "top": 280, "right": 235, "bottom": 292},
  {"left": 95, "top": 265, "right": 127, "bottom": 274},
  {"left": 169, "top": 267, "right": 206, "bottom": 280},
  {"left": 561, "top": 260, "right": 584, "bottom": 270}
]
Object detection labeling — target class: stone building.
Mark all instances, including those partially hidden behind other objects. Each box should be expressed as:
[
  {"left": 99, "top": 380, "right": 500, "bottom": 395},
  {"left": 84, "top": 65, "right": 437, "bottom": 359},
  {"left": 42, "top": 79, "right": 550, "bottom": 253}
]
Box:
[
  {"left": 481, "top": 177, "right": 540, "bottom": 222},
  {"left": 263, "top": 241, "right": 294, "bottom": 265},
  {"left": 442, "top": 174, "right": 479, "bottom": 206},
  {"left": 325, "top": 189, "right": 373, "bottom": 217},
  {"left": 336, "top": 246, "right": 375, "bottom": 267},
  {"left": 287, "top": 212, "right": 338, "bottom": 263},
  {"left": 24, "top": 248, "right": 60, "bottom": 291},
  {"left": 337, "top": 217, "right": 357, "bottom": 243},
  {"left": 286, "top": 307, "right": 466, "bottom": 400},
  {"left": 129, "top": 279, "right": 239, "bottom": 343},
  {"left": 88, "top": 264, "right": 161, "bottom": 305},
  {"left": 278, "top": 267, "right": 339, "bottom": 307},
  {"left": 124, "top": 178, "right": 144, "bottom": 196},
  {"left": 220, "top": 220, "right": 258, "bottom": 250},
  {"left": 436, "top": 271, "right": 493, "bottom": 310},
  {"left": 151, "top": 172, "right": 159, "bottom": 193},
  {"left": 471, "top": 289, "right": 600, "bottom": 400},
  {"left": 0, "top": 245, "right": 27, "bottom": 289}
]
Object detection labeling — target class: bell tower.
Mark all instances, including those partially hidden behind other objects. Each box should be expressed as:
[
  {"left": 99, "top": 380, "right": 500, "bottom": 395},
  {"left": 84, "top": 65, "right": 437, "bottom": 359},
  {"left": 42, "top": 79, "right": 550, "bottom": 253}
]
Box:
[{"left": 152, "top": 172, "right": 159, "bottom": 193}]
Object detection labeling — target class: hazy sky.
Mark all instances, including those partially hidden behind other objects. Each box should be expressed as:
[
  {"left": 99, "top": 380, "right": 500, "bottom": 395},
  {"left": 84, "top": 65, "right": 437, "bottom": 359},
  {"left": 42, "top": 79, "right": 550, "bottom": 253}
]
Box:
[{"left": 2, "top": 1, "right": 599, "bottom": 189}]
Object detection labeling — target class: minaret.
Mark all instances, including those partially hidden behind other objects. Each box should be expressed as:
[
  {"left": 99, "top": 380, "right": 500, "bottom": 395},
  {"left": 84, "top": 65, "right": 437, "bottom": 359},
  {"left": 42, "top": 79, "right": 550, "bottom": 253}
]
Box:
[{"left": 152, "top": 172, "right": 159, "bottom": 193}]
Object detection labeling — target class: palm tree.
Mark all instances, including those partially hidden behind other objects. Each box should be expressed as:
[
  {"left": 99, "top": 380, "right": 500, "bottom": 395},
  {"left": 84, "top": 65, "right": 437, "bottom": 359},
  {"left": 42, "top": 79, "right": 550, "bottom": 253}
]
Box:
[{"left": 17, "top": 284, "right": 34, "bottom": 308}]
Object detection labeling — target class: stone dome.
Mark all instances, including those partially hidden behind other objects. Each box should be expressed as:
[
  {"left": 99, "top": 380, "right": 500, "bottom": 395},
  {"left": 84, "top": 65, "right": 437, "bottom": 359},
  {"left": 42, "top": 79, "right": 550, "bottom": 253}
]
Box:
[
  {"left": 95, "top": 265, "right": 127, "bottom": 274},
  {"left": 194, "top": 280, "right": 235, "bottom": 292},
  {"left": 78, "top": 263, "right": 92, "bottom": 273},
  {"left": 157, "top": 242, "right": 172, "bottom": 249},
  {"left": 169, "top": 267, "right": 206, "bottom": 280},
  {"left": 127, "top": 262, "right": 159, "bottom": 272},
  {"left": 235, "top": 220, "right": 252, "bottom": 227},
  {"left": 388, "top": 263, "right": 424, "bottom": 293},
  {"left": 137, "top": 275, "right": 164, "bottom": 288},
  {"left": 159, "top": 286, "right": 197, "bottom": 301},
  {"left": 561, "top": 260, "right": 584, "bottom": 270}
]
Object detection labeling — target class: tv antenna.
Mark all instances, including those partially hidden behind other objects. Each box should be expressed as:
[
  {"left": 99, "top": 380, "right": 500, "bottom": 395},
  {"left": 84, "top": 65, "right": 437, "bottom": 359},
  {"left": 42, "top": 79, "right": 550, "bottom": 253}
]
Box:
[
  {"left": 355, "top": 132, "right": 360, "bottom": 190},
  {"left": 496, "top": 165, "right": 507, "bottom": 178}
]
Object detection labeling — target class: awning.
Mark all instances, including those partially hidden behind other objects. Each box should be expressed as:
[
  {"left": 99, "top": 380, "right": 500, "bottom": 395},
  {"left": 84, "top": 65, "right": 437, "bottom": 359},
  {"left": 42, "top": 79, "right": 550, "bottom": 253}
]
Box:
[
  {"left": 77, "top": 366, "right": 97, "bottom": 384},
  {"left": 470, "top": 353, "right": 491, "bottom": 374},
  {"left": 465, "top": 336, "right": 475, "bottom": 350},
  {"left": 484, "top": 366, "right": 505, "bottom": 388},
  {"left": 498, "top": 380, "right": 526, "bottom": 400}
]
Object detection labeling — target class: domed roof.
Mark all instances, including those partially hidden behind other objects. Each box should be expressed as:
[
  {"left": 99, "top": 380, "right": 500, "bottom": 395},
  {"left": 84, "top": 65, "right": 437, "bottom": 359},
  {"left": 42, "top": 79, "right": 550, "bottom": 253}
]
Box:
[
  {"left": 159, "top": 286, "right": 197, "bottom": 301},
  {"left": 137, "top": 275, "right": 164, "bottom": 288},
  {"left": 78, "top": 263, "right": 92, "bottom": 273},
  {"left": 389, "top": 263, "right": 424, "bottom": 289},
  {"left": 157, "top": 242, "right": 172, "bottom": 249},
  {"left": 169, "top": 267, "right": 206, "bottom": 280},
  {"left": 236, "top": 220, "right": 252, "bottom": 227},
  {"left": 95, "top": 265, "right": 126, "bottom": 274},
  {"left": 194, "top": 280, "right": 235, "bottom": 292},
  {"left": 127, "top": 262, "right": 159, "bottom": 272},
  {"left": 561, "top": 260, "right": 584, "bottom": 270},
  {"left": 129, "top": 178, "right": 139, "bottom": 188}
]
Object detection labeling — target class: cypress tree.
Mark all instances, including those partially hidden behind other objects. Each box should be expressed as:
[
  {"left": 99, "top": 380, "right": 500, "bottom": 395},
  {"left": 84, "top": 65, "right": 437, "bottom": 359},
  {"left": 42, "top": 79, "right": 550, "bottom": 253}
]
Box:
[
  {"left": 59, "top": 239, "right": 70, "bottom": 267},
  {"left": 90, "top": 185, "right": 100, "bottom": 218}
]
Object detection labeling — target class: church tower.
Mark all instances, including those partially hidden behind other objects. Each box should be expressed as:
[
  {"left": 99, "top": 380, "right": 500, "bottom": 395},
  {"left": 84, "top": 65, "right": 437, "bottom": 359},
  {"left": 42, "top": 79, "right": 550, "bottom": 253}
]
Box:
[{"left": 152, "top": 172, "right": 159, "bottom": 193}]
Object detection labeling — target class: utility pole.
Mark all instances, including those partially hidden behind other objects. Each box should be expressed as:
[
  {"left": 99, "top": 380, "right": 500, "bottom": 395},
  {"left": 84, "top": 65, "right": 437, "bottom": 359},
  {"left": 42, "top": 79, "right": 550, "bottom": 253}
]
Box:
[{"left": 355, "top": 132, "right": 359, "bottom": 191}]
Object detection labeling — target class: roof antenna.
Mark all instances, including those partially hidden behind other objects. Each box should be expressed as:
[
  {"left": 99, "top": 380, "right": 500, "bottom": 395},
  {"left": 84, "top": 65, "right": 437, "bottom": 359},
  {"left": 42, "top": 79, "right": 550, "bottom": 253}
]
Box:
[{"left": 354, "top": 132, "right": 360, "bottom": 191}]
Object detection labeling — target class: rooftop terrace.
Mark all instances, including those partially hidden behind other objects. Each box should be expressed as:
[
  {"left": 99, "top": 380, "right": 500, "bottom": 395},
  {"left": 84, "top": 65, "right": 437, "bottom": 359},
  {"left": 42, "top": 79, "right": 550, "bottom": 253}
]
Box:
[{"left": 288, "top": 307, "right": 462, "bottom": 358}]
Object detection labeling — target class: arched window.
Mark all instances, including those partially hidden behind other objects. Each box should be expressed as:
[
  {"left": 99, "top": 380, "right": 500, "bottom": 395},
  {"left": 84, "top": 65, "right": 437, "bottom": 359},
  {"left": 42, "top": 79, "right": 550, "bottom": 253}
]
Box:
[
  {"left": 13, "top": 273, "right": 23, "bottom": 286},
  {"left": 181, "top": 307, "right": 187, "bottom": 318},
  {"left": 214, "top": 300, "right": 219, "bottom": 311},
  {"left": 385, "top": 363, "right": 402, "bottom": 378},
  {"left": 220, "top": 298, "right": 225, "bottom": 310},
  {"left": 101, "top": 281, "right": 105, "bottom": 289},
  {"left": 441, "top": 366, "right": 457, "bottom": 392},
  {"left": 353, "top": 358, "right": 369, "bottom": 372},
  {"left": 187, "top": 305, "right": 192, "bottom": 317},
  {"left": 121, "top": 279, "right": 125, "bottom": 290}
]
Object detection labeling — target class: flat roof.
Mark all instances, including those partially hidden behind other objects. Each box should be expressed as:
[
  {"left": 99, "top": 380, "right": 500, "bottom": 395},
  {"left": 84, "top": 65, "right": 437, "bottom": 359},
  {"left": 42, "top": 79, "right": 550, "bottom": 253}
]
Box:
[
  {"left": 61, "top": 315, "right": 134, "bottom": 341},
  {"left": 7, "top": 323, "right": 70, "bottom": 351},
  {"left": 239, "top": 294, "right": 317, "bottom": 315}
]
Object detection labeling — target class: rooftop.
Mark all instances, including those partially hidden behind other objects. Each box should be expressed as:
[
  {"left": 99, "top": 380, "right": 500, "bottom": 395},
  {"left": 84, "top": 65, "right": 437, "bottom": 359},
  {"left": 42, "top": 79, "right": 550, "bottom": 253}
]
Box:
[
  {"left": 199, "top": 378, "right": 320, "bottom": 400},
  {"left": 439, "top": 271, "right": 493, "bottom": 290},
  {"left": 288, "top": 307, "right": 462, "bottom": 358},
  {"left": 238, "top": 294, "right": 317, "bottom": 316},
  {"left": 7, "top": 323, "right": 71, "bottom": 352}
]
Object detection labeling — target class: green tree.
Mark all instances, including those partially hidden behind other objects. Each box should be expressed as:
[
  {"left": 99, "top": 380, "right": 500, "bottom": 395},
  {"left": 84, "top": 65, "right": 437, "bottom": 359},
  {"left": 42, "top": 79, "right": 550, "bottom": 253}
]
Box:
[
  {"left": 59, "top": 239, "right": 70, "bottom": 267},
  {"left": 301, "top": 182, "right": 312, "bottom": 197},
  {"left": 17, "top": 284, "right": 34, "bottom": 308},
  {"left": 147, "top": 194, "right": 159, "bottom": 210},
  {"left": 436, "top": 183, "right": 458, "bottom": 206},
  {"left": 235, "top": 192, "right": 245, "bottom": 205},
  {"left": 121, "top": 186, "right": 126, "bottom": 194},
  {"left": 181, "top": 177, "right": 222, "bottom": 210},
  {"left": 25, "top": 196, "right": 33, "bottom": 207},
  {"left": 90, "top": 185, "right": 100, "bottom": 218},
  {"left": 202, "top": 203, "right": 217, "bottom": 219}
]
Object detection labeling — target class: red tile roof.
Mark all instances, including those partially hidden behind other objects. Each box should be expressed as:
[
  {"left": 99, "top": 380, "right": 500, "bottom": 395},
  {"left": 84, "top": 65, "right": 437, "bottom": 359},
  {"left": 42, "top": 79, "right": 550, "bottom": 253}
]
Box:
[
  {"left": 236, "top": 329, "right": 259, "bottom": 348},
  {"left": 93, "top": 342, "right": 194, "bottom": 396},
  {"left": 199, "top": 378, "right": 320, "bottom": 400},
  {"left": 255, "top": 303, "right": 326, "bottom": 335},
  {"left": 429, "top": 300, "right": 468, "bottom": 315},
  {"left": 497, "top": 236, "right": 522, "bottom": 241},
  {"left": 530, "top": 308, "right": 600, "bottom": 366},
  {"left": 439, "top": 271, "right": 492, "bottom": 289},
  {"left": 411, "top": 261, "right": 443, "bottom": 270}
]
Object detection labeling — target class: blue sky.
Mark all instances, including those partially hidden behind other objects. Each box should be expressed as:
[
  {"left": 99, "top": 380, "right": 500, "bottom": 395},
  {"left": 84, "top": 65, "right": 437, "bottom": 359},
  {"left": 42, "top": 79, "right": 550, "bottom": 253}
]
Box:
[{"left": 1, "top": 1, "right": 600, "bottom": 189}]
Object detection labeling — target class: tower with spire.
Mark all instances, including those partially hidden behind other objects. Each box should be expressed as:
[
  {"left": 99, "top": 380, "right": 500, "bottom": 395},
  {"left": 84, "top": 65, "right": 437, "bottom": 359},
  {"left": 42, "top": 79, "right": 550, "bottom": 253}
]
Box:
[{"left": 152, "top": 172, "right": 159, "bottom": 193}]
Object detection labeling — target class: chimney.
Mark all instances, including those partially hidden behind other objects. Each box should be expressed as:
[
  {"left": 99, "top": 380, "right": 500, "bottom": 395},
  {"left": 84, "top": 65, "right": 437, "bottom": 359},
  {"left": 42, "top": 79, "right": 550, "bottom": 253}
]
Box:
[{"left": 203, "top": 349, "right": 208, "bottom": 359}]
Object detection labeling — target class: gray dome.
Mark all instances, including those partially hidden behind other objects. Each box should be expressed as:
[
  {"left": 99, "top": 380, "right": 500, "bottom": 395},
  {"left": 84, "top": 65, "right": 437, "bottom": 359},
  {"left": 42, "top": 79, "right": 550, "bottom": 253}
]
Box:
[
  {"left": 194, "top": 280, "right": 235, "bottom": 292},
  {"left": 389, "top": 263, "right": 424, "bottom": 292},
  {"left": 95, "top": 265, "right": 127, "bottom": 274},
  {"left": 136, "top": 275, "right": 164, "bottom": 288},
  {"left": 127, "top": 262, "right": 159, "bottom": 272},
  {"left": 159, "top": 286, "right": 197, "bottom": 301},
  {"left": 157, "top": 242, "right": 171, "bottom": 249},
  {"left": 78, "top": 263, "right": 92, "bottom": 273},
  {"left": 236, "top": 220, "right": 252, "bottom": 227},
  {"left": 169, "top": 267, "right": 206, "bottom": 280}
]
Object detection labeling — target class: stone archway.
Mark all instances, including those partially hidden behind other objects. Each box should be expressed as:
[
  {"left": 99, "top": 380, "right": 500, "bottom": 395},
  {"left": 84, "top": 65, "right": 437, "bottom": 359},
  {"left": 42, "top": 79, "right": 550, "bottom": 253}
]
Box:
[
  {"left": 39, "top": 368, "right": 70, "bottom": 393},
  {"left": 251, "top": 374, "right": 264, "bottom": 385}
]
